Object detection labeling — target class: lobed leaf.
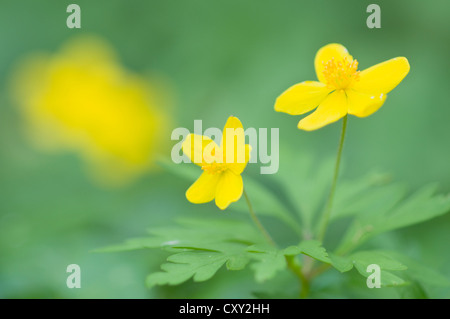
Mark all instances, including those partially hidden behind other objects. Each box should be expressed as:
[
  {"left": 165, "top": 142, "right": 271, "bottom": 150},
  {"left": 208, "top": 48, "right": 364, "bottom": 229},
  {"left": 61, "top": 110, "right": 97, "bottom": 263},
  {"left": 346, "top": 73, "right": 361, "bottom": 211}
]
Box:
[
  {"left": 349, "top": 250, "right": 407, "bottom": 287},
  {"left": 146, "top": 242, "right": 250, "bottom": 287},
  {"left": 336, "top": 184, "right": 450, "bottom": 254},
  {"left": 96, "top": 217, "right": 264, "bottom": 253}
]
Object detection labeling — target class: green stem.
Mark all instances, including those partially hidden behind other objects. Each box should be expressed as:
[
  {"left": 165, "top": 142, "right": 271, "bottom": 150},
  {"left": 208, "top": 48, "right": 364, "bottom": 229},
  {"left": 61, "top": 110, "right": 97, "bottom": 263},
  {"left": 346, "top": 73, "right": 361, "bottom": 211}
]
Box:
[
  {"left": 243, "top": 189, "right": 275, "bottom": 246},
  {"left": 243, "top": 189, "right": 310, "bottom": 298},
  {"left": 317, "top": 115, "right": 348, "bottom": 242},
  {"left": 286, "top": 256, "right": 310, "bottom": 299}
]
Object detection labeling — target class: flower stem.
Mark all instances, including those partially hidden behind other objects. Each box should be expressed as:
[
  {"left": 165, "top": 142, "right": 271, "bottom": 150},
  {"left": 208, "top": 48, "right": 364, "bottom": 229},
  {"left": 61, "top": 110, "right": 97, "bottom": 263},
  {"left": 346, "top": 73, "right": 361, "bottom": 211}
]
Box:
[
  {"left": 286, "top": 256, "right": 310, "bottom": 298},
  {"left": 243, "top": 189, "right": 310, "bottom": 298},
  {"left": 243, "top": 188, "right": 275, "bottom": 246},
  {"left": 317, "top": 115, "right": 348, "bottom": 242}
]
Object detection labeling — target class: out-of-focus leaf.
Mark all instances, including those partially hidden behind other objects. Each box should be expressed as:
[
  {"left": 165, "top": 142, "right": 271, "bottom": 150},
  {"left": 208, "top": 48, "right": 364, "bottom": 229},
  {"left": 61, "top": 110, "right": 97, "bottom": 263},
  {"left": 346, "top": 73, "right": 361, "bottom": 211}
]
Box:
[
  {"left": 329, "top": 253, "right": 353, "bottom": 273},
  {"left": 337, "top": 184, "right": 450, "bottom": 254},
  {"left": 350, "top": 250, "right": 407, "bottom": 287},
  {"left": 96, "top": 217, "right": 264, "bottom": 252},
  {"left": 398, "top": 282, "right": 428, "bottom": 299},
  {"left": 331, "top": 173, "right": 403, "bottom": 221},
  {"left": 382, "top": 251, "right": 450, "bottom": 287},
  {"left": 351, "top": 251, "right": 408, "bottom": 271},
  {"left": 275, "top": 150, "right": 334, "bottom": 232},
  {"left": 157, "top": 156, "right": 199, "bottom": 181},
  {"left": 234, "top": 176, "right": 303, "bottom": 235}
]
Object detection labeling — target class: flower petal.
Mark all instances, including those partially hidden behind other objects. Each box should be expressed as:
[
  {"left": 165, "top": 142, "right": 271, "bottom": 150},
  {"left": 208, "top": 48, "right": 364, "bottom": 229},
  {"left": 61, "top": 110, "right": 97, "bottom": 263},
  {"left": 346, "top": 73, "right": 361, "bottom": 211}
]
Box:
[
  {"left": 298, "top": 90, "right": 348, "bottom": 131},
  {"left": 186, "top": 171, "right": 221, "bottom": 204},
  {"left": 315, "top": 43, "right": 353, "bottom": 84},
  {"left": 182, "top": 133, "right": 219, "bottom": 166},
  {"left": 215, "top": 171, "right": 243, "bottom": 210},
  {"left": 221, "top": 116, "right": 246, "bottom": 165},
  {"left": 274, "top": 81, "right": 332, "bottom": 115},
  {"left": 228, "top": 144, "right": 251, "bottom": 175},
  {"left": 347, "top": 90, "right": 386, "bottom": 118},
  {"left": 352, "top": 57, "right": 410, "bottom": 94}
]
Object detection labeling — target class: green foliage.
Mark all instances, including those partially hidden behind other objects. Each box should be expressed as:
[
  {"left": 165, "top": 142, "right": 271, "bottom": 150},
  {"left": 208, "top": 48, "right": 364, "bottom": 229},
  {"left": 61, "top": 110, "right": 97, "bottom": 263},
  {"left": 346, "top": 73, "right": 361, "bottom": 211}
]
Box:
[
  {"left": 2, "top": 0, "right": 450, "bottom": 300},
  {"left": 147, "top": 242, "right": 250, "bottom": 286},
  {"left": 101, "top": 217, "right": 328, "bottom": 286},
  {"left": 96, "top": 217, "right": 263, "bottom": 253},
  {"left": 336, "top": 184, "right": 450, "bottom": 254},
  {"left": 349, "top": 251, "right": 407, "bottom": 287},
  {"left": 296, "top": 240, "right": 331, "bottom": 263},
  {"left": 103, "top": 158, "right": 450, "bottom": 298},
  {"left": 275, "top": 151, "right": 335, "bottom": 233},
  {"left": 326, "top": 249, "right": 450, "bottom": 290},
  {"left": 246, "top": 245, "right": 288, "bottom": 282}
]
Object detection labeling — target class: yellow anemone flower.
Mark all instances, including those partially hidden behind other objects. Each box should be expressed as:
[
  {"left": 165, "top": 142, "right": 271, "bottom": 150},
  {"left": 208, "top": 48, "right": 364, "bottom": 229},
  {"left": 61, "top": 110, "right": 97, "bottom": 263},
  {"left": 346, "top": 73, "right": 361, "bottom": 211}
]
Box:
[
  {"left": 275, "top": 43, "right": 410, "bottom": 131},
  {"left": 182, "top": 116, "right": 251, "bottom": 210},
  {"left": 11, "top": 36, "right": 169, "bottom": 186}
]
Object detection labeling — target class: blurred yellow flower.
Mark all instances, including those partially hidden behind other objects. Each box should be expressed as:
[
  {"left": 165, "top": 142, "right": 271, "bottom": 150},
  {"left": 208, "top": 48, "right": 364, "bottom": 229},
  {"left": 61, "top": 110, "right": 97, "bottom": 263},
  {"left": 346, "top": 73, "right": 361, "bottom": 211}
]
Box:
[
  {"left": 275, "top": 43, "right": 410, "bottom": 131},
  {"left": 11, "top": 36, "right": 169, "bottom": 186},
  {"left": 182, "top": 116, "right": 251, "bottom": 210}
]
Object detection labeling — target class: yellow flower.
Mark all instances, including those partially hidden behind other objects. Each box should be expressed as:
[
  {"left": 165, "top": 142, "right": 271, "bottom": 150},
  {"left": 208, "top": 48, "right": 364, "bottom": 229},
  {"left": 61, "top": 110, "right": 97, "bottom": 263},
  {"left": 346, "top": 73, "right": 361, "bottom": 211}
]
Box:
[
  {"left": 11, "top": 36, "right": 169, "bottom": 186},
  {"left": 275, "top": 43, "right": 410, "bottom": 131},
  {"left": 182, "top": 116, "right": 251, "bottom": 210}
]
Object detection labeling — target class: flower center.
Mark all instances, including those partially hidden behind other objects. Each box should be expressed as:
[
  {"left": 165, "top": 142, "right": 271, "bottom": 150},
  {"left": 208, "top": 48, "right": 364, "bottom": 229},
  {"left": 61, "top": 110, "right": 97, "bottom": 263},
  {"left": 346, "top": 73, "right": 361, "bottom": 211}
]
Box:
[
  {"left": 322, "top": 57, "right": 360, "bottom": 89},
  {"left": 201, "top": 162, "right": 227, "bottom": 175}
]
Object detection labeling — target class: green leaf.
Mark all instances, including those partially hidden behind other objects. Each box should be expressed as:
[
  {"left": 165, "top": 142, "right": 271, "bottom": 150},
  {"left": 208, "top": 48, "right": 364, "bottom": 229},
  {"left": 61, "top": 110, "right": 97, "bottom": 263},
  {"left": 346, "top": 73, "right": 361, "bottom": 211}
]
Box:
[
  {"left": 350, "top": 250, "right": 407, "bottom": 287},
  {"left": 381, "top": 251, "right": 450, "bottom": 287},
  {"left": 275, "top": 151, "right": 334, "bottom": 232},
  {"left": 329, "top": 253, "right": 353, "bottom": 273},
  {"left": 99, "top": 217, "right": 281, "bottom": 287},
  {"left": 398, "top": 282, "right": 428, "bottom": 299},
  {"left": 245, "top": 242, "right": 333, "bottom": 283},
  {"left": 378, "top": 185, "right": 450, "bottom": 233},
  {"left": 234, "top": 176, "right": 303, "bottom": 235},
  {"left": 157, "top": 156, "right": 199, "bottom": 181},
  {"left": 331, "top": 173, "right": 402, "bottom": 221},
  {"left": 351, "top": 251, "right": 408, "bottom": 271},
  {"left": 297, "top": 240, "right": 331, "bottom": 263},
  {"left": 283, "top": 245, "right": 303, "bottom": 256},
  {"left": 146, "top": 242, "right": 249, "bottom": 287},
  {"left": 96, "top": 217, "right": 264, "bottom": 253},
  {"left": 337, "top": 184, "right": 450, "bottom": 254},
  {"left": 246, "top": 245, "right": 287, "bottom": 282},
  {"left": 330, "top": 250, "right": 450, "bottom": 290}
]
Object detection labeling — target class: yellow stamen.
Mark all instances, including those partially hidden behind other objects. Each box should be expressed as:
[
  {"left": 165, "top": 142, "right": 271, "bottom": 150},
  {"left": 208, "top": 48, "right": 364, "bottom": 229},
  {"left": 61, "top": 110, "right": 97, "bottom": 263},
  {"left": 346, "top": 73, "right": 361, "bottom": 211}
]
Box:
[
  {"left": 201, "top": 162, "right": 227, "bottom": 175},
  {"left": 322, "top": 57, "right": 360, "bottom": 89}
]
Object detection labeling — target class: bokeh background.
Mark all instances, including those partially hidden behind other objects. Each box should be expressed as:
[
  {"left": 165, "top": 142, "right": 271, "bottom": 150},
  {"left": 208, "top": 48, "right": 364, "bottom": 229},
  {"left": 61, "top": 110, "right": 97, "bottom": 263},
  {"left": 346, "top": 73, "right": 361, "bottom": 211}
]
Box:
[{"left": 1, "top": 0, "right": 449, "bottom": 298}]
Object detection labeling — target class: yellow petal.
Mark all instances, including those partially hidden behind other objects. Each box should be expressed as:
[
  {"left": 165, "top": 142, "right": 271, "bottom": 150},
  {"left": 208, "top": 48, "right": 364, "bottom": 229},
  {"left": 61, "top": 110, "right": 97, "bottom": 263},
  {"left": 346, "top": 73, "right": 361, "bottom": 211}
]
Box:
[
  {"left": 298, "top": 90, "right": 347, "bottom": 131},
  {"left": 186, "top": 171, "right": 221, "bottom": 204},
  {"left": 228, "top": 144, "right": 251, "bottom": 175},
  {"left": 352, "top": 57, "right": 410, "bottom": 94},
  {"left": 182, "top": 133, "right": 219, "bottom": 166},
  {"left": 274, "top": 81, "right": 332, "bottom": 115},
  {"left": 221, "top": 116, "right": 246, "bottom": 165},
  {"left": 347, "top": 90, "right": 386, "bottom": 118},
  {"left": 215, "top": 170, "right": 243, "bottom": 210},
  {"left": 315, "top": 43, "right": 353, "bottom": 84}
]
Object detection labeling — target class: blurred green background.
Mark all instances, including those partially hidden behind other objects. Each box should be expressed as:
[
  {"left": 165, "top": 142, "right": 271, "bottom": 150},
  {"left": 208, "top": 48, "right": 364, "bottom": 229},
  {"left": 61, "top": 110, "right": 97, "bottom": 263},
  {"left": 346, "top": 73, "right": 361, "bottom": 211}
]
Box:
[{"left": 1, "top": 0, "right": 449, "bottom": 298}]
